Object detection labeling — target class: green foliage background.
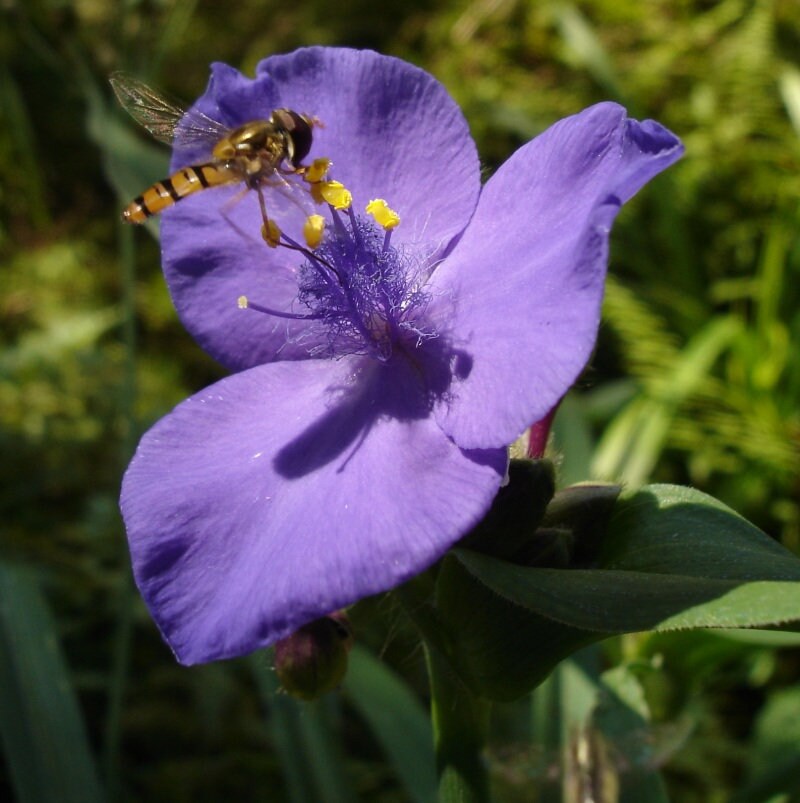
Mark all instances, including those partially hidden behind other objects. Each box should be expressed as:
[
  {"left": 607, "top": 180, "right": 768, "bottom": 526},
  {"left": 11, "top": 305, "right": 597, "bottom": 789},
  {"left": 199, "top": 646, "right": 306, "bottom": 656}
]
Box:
[{"left": 1, "top": 0, "right": 799, "bottom": 801}]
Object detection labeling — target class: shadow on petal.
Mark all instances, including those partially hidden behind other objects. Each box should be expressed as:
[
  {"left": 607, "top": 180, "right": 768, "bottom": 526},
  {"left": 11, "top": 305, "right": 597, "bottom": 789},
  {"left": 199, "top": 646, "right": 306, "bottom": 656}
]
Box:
[
  {"left": 273, "top": 377, "right": 378, "bottom": 478},
  {"left": 274, "top": 336, "right": 472, "bottom": 478}
]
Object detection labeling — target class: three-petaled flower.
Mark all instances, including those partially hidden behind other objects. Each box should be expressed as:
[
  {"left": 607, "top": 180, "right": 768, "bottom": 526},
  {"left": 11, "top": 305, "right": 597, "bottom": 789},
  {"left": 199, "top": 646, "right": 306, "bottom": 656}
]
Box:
[{"left": 120, "top": 47, "right": 683, "bottom": 664}]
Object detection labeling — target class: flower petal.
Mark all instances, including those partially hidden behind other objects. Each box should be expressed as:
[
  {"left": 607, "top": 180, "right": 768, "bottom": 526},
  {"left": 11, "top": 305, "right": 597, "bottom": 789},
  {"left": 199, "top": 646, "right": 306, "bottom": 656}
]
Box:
[
  {"left": 430, "top": 102, "right": 683, "bottom": 448},
  {"left": 257, "top": 47, "right": 480, "bottom": 252},
  {"left": 120, "top": 358, "right": 505, "bottom": 664},
  {"left": 161, "top": 48, "right": 481, "bottom": 372}
]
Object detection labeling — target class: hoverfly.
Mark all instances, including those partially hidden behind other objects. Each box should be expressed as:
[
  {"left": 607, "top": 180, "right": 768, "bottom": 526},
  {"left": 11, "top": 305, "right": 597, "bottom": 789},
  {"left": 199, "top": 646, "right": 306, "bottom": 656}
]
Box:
[{"left": 109, "top": 72, "right": 317, "bottom": 225}]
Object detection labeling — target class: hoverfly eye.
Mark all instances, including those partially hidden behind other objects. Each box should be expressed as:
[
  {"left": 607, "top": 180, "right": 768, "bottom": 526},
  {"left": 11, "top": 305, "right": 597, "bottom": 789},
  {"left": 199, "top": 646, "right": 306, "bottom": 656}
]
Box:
[{"left": 271, "top": 110, "right": 314, "bottom": 168}]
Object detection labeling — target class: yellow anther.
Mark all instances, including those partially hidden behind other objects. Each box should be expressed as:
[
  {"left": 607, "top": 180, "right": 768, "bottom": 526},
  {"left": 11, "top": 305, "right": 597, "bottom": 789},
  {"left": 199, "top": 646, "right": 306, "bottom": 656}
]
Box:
[
  {"left": 366, "top": 199, "right": 401, "bottom": 230},
  {"left": 261, "top": 219, "right": 281, "bottom": 248},
  {"left": 305, "top": 158, "right": 332, "bottom": 183},
  {"left": 237, "top": 295, "right": 249, "bottom": 309},
  {"left": 303, "top": 214, "right": 326, "bottom": 249},
  {"left": 318, "top": 180, "right": 352, "bottom": 210}
]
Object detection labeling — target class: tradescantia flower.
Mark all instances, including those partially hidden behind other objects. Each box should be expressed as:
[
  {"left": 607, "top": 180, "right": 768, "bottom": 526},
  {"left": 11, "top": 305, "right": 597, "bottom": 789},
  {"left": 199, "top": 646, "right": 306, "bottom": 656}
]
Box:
[{"left": 120, "top": 47, "right": 683, "bottom": 665}]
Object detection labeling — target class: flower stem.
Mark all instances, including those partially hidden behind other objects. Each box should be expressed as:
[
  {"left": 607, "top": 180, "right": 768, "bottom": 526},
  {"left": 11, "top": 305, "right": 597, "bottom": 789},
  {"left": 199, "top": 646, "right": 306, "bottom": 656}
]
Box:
[{"left": 426, "top": 646, "right": 491, "bottom": 803}]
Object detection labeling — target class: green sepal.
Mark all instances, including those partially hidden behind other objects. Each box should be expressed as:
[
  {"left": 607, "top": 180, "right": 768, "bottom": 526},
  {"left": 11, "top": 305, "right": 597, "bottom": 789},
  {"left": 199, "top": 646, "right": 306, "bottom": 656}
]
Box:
[
  {"left": 542, "top": 482, "right": 622, "bottom": 565},
  {"left": 462, "top": 459, "right": 555, "bottom": 559}
]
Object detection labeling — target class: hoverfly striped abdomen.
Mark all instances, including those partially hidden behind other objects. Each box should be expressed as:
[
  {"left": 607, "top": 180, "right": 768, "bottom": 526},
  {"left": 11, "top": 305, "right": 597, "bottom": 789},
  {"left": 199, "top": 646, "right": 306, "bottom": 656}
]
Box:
[{"left": 122, "top": 163, "right": 238, "bottom": 223}]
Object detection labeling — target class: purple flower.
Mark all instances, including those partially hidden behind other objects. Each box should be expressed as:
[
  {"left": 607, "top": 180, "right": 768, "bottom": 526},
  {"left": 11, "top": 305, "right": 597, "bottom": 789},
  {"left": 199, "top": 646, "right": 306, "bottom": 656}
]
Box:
[{"left": 120, "top": 47, "right": 683, "bottom": 664}]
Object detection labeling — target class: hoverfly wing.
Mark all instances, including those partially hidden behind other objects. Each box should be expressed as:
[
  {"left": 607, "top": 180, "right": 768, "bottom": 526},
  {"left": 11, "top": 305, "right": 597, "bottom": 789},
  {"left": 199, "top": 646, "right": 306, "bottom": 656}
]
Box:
[{"left": 109, "top": 72, "right": 230, "bottom": 150}]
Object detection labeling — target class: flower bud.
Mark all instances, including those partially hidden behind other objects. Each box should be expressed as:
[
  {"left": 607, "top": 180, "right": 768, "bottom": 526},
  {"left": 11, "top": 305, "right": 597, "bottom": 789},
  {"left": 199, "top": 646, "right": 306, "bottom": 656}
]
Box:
[{"left": 274, "top": 611, "right": 354, "bottom": 700}]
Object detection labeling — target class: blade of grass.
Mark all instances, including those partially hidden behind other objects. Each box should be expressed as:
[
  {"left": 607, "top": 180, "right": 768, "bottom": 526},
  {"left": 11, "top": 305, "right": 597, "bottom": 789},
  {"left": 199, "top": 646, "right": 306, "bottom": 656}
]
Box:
[
  {"left": 593, "top": 316, "right": 741, "bottom": 483},
  {"left": 151, "top": 0, "right": 201, "bottom": 77},
  {"left": 0, "top": 68, "right": 50, "bottom": 228},
  {"left": 102, "top": 220, "right": 140, "bottom": 800},
  {"left": 0, "top": 562, "right": 105, "bottom": 803},
  {"left": 552, "top": 3, "right": 625, "bottom": 103},
  {"left": 779, "top": 66, "right": 800, "bottom": 137},
  {"left": 343, "top": 645, "right": 436, "bottom": 803},
  {"left": 251, "top": 656, "right": 357, "bottom": 803}
]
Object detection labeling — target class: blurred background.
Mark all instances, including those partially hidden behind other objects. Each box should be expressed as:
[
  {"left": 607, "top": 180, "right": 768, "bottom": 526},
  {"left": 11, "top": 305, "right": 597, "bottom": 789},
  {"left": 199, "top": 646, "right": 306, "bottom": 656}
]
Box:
[{"left": 2, "top": 1, "right": 799, "bottom": 801}]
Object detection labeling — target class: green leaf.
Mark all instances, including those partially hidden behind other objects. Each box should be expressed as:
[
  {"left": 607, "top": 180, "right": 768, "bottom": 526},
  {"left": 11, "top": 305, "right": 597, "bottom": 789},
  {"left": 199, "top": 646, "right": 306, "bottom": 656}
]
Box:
[
  {"left": 592, "top": 317, "right": 741, "bottom": 485},
  {"left": 436, "top": 485, "right": 800, "bottom": 699},
  {"left": 602, "top": 484, "right": 800, "bottom": 580},
  {"left": 0, "top": 563, "right": 105, "bottom": 803},
  {"left": 343, "top": 646, "right": 436, "bottom": 803},
  {"left": 552, "top": 3, "right": 624, "bottom": 101},
  {"left": 532, "top": 662, "right": 674, "bottom": 803},
  {"left": 436, "top": 555, "right": 601, "bottom": 700},
  {"left": 712, "top": 629, "right": 800, "bottom": 647},
  {"left": 454, "top": 554, "right": 800, "bottom": 633},
  {"left": 779, "top": 65, "right": 800, "bottom": 137},
  {"left": 551, "top": 393, "right": 598, "bottom": 487}
]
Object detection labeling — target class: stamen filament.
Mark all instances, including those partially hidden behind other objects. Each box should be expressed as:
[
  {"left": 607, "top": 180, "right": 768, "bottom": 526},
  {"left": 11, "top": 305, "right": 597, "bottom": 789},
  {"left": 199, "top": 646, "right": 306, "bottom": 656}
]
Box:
[
  {"left": 238, "top": 295, "right": 321, "bottom": 321},
  {"left": 328, "top": 206, "right": 351, "bottom": 242},
  {"left": 346, "top": 207, "right": 364, "bottom": 249},
  {"left": 280, "top": 232, "right": 344, "bottom": 285}
]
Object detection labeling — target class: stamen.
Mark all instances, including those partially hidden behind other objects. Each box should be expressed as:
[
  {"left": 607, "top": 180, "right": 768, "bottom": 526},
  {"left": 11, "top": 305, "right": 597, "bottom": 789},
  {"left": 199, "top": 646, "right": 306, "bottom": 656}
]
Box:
[
  {"left": 262, "top": 219, "right": 281, "bottom": 248},
  {"left": 244, "top": 182, "right": 436, "bottom": 362},
  {"left": 366, "top": 198, "right": 400, "bottom": 251},
  {"left": 303, "top": 214, "right": 326, "bottom": 249},
  {"left": 317, "top": 181, "right": 352, "bottom": 210},
  {"left": 305, "top": 158, "right": 332, "bottom": 183},
  {"left": 237, "top": 294, "right": 320, "bottom": 321},
  {"left": 346, "top": 207, "right": 364, "bottom": 249},
  {"left": 365, "top": 199, "right": 400, "bottom": 230},
  {"left": 280, "top": 231, "right": 344, "bottom": 284},
  {"left": 328, "top": 206, "right": 349, "bottom": 239}
]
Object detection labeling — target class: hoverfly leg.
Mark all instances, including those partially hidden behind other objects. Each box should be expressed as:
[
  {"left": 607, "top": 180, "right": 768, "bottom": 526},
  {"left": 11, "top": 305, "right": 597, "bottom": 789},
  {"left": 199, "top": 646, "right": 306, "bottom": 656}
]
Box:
[
  {"left": 219, "top": 184, "right": 250, "bottom": 216},
  {"left": 255, "top": 184, "right": 271, "bottom": 229},
  {"left": 254, "top": 184, "right": 281, "bottom": 247},
  {"left": 217, "top": 186, "right": 263, "bottom": 244}
]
